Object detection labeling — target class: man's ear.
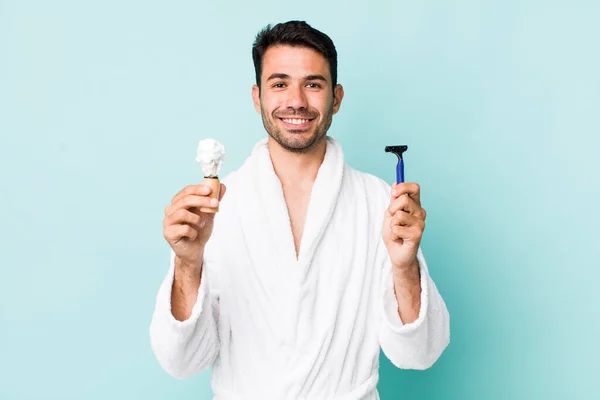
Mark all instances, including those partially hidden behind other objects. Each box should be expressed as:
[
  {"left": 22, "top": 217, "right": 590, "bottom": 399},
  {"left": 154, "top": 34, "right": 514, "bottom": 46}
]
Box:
[
  {"left": 332, "top": 84, "right": 344, "bottom": 115},
  {"left": 252, "top": 85, "right": 261, "bottom": 113}
]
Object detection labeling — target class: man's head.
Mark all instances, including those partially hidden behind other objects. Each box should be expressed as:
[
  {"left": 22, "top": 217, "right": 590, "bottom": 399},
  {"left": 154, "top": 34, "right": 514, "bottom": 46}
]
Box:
[{"left": 251, "top": 21, "right": 344, "bottom": 154}]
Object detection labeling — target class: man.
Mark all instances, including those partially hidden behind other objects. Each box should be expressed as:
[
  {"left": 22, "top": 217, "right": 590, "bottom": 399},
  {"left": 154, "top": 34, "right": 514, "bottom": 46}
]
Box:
[{"left": 150, "top": 21, "right": 450, "bottom": 399}]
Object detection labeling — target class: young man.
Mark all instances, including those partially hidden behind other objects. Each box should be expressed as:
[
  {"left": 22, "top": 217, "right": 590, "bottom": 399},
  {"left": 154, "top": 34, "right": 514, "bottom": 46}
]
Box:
[{"left": 150, "top": 21, "right": 450, "bottom": 399}]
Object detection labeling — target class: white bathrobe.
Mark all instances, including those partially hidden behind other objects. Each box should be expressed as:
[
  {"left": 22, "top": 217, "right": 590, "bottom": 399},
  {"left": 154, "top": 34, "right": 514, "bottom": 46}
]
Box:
[{"left": 149, "top": 137, "right": 450, "bottom": 400}]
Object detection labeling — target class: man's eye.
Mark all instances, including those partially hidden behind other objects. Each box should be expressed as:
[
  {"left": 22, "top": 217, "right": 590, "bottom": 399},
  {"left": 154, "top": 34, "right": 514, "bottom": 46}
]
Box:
[
  {"left": 273, "top": 83, "right": 286, "bottom": 88},
  {"left": 307, "top": 83, "right": 322, "bottom": 88}
]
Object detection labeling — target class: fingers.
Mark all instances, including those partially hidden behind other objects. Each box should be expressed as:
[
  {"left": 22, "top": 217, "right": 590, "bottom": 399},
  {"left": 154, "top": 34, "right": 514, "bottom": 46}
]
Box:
[
  {"left": 165, "top": 194, "right": 218, "bottom": 217},
  {"left": 387, "top": 182, "right": 425, "bottom": 244},
  {"left": 388, "top": 190, "right": 424, "bottom": 217},
  {"left": 390, "top": 210, "right": 425, "bottom": 229},
  {"left": 163, "top": 208, "right": 205, "bottom": 229},
  {"left": 168, "top": 183, "right": 227, "bottom": 215},
  {"left": 172, "top": 184, "right": 212, "bottom": 205},
  {"left": 390, "top": 224, "right": 423, "bottom": 243},
  {"left": 163, "top": 224, "right": 199, "bottom": 243},
  {"left": 389, "top": 211, "right": 425, "bottom": 240},
  {"left": 391, "top": 182, "right": 421, "bottom": 206},
  {"left": 163, "top": 183, "right": 227, "bottom": 245}
]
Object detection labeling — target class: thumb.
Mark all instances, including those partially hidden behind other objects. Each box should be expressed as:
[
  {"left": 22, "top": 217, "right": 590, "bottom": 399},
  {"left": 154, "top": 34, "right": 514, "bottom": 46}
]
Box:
[
  {"left": 218, "top": 183, "right": 227, "bottom": 201},
  {"left": 390, "top": 182, "right": 400, "bottom": 199}
]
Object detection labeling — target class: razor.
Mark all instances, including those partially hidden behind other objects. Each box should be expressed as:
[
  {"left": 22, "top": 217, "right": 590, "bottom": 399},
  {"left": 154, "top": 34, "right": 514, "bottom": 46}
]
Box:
[{"left": 385, "top": 145, "right": 408, "bottom": 184}]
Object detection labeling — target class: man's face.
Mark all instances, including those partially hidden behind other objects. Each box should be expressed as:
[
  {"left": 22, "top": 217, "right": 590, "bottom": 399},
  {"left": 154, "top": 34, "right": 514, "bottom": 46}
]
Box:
[{"left": 252, "top": 45, "right": 344, "bottom": 153}]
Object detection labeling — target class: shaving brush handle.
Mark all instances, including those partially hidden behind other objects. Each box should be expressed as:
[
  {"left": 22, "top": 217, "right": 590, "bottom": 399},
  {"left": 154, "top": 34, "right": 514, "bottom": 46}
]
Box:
[{"left": 199, "top": 177, "right": 220, "bottom": 213}]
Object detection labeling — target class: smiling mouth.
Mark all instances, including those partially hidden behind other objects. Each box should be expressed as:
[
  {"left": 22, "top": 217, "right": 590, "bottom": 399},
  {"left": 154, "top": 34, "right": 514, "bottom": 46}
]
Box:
[
  {"left": 280, "top": 117, "right": 313, "bottom": 124},
  {"left": 278, "top": 117, "right": 315, "bottom": 129}
]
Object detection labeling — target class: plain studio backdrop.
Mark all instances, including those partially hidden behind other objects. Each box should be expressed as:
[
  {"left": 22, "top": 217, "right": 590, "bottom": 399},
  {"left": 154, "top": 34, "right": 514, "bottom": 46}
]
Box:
[{"left": 1, "top": 1, "right": 598, "bottom": 399}]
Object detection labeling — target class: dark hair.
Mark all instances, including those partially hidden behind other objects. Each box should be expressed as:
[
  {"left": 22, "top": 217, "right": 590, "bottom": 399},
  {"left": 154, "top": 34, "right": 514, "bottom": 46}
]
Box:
[{"left": 252, "top": 21, "right": 338, "bottom": 90}]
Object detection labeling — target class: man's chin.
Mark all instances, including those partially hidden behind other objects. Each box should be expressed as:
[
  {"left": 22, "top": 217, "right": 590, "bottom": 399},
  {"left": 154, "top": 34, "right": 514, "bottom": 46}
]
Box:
[{"left": 277, "top": 133, "right": 323, "bottom": 153}]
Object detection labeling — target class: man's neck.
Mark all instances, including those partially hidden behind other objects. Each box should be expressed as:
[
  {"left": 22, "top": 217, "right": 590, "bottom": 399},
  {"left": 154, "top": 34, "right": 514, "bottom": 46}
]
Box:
[{"left": 267, "top": 136, "right": 327, "bottom": 190}]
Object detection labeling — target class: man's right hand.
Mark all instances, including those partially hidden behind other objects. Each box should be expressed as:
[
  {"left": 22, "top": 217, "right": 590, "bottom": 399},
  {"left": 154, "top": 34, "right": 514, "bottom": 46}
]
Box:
[{"left": 163, "top": 183, "right": 227, "bottom": 268}]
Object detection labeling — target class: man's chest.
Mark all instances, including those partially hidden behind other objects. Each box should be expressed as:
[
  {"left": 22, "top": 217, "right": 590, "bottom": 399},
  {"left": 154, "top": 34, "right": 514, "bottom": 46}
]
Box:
[{"left": 282, "top": 186, "right": 311, "bottom": 257}]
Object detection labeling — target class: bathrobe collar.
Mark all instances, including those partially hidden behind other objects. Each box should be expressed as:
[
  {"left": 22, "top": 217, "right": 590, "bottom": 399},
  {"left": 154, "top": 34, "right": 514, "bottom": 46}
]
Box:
[{"left": 239, "top": 136, "right": 345, "bottom": 271}]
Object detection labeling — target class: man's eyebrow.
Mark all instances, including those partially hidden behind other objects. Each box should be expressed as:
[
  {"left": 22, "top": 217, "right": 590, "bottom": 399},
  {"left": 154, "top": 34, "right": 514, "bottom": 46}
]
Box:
[
  {"left": 265, "top": 73, "right": 329, "bottom": 82},
  {"left": 266, "top": 73, "right": 290, "bottom": 81},
  {"left": 304, "top": 74, "right": 328, "bottom": 82}
]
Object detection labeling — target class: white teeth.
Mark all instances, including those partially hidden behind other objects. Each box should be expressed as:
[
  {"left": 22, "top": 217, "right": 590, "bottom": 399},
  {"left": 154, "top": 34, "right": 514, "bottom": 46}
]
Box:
[{"left": 282, "top": 118, "right": 309, "bottom": 125}]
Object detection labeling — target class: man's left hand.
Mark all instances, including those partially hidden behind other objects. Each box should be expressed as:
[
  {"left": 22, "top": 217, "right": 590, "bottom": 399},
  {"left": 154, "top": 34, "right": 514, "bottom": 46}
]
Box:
[{"left": 382, "top": 182, "right": 427, "bottom": 270}]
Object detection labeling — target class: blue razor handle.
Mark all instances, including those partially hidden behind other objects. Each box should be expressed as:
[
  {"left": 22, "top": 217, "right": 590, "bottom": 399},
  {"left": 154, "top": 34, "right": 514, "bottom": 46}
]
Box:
[
  {"left": 385, "top": 145, "right": 408, "bottom": 184},
  {"left": 397, "top": 157, "right": 405, "bottom": 184}
]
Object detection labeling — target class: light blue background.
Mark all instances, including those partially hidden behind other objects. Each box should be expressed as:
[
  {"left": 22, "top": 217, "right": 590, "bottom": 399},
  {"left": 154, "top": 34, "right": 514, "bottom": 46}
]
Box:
[{"left": 1, "top": 1, "right": 599, "bottom": 399}]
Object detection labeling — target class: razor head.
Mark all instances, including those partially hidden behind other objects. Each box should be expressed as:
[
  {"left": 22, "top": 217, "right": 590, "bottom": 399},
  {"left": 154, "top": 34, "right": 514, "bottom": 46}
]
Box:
[{"left": 385, "top": 145, "right": 408, "bottom": 159}]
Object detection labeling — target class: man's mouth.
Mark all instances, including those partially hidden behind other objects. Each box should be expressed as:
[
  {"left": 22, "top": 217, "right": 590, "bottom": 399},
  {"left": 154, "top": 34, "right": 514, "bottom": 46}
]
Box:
[{"left": 278, "top": 117, "right": 315, "bottom": 130}]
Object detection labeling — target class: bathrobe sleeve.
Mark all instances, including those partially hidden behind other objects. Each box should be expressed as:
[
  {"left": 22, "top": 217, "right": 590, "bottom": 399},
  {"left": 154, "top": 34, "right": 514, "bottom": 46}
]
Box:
[
  {"left": 378, "top": 244, "right": 450, "bottom": 369},
  {"left": 149, "top": 250, "right": 220, "bottom": 379}
]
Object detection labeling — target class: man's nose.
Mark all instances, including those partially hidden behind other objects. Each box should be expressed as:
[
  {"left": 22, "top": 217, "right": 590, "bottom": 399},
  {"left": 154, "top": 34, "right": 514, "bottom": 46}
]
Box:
[{"left": 284, "top": 85, "right": 308, "bottom": 110}]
